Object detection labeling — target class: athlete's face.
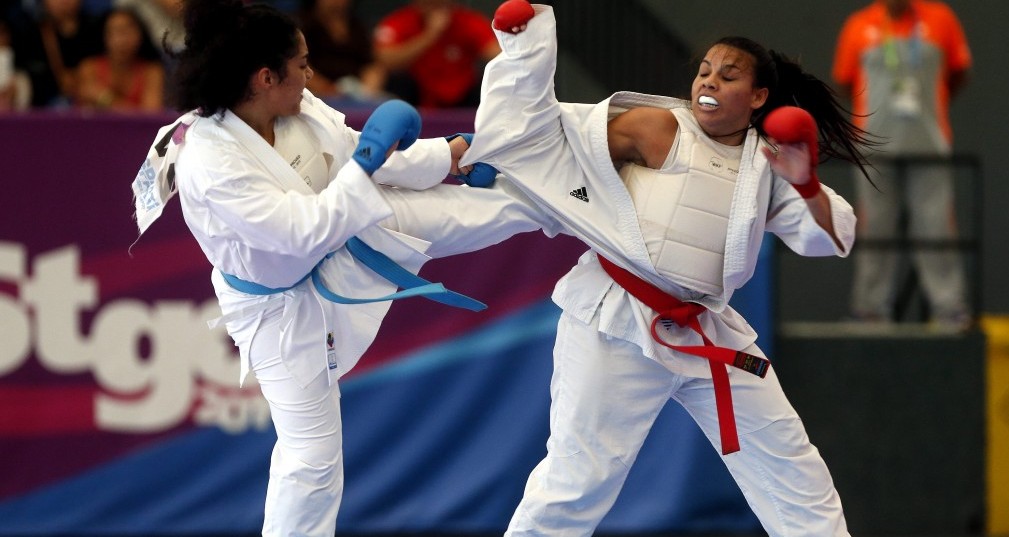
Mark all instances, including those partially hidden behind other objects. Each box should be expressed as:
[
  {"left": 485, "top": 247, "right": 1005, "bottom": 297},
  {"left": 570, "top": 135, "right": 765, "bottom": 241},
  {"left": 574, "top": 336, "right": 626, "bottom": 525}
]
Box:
[
  {"left": 271, "top": 31, "right": 313, "bottom": 117},
  {"left": 691, "top": 44, "right": 768, "bottom": 145}
]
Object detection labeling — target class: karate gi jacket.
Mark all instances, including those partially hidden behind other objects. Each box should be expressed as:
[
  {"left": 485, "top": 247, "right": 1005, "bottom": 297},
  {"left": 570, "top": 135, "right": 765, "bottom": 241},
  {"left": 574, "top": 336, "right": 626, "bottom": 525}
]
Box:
[
  {"left": 462, "top": 5, "right": 856, "bottom": 376},
  {"left": 136, "top": 90, "right": 557, "bottom": 387}
]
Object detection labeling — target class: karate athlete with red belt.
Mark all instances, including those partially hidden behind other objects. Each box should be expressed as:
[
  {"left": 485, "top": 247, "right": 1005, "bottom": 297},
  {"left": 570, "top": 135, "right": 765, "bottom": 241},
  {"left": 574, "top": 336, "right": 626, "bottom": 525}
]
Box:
[{"left": 461, "top": 2, "right": 875, "bottom": 535}]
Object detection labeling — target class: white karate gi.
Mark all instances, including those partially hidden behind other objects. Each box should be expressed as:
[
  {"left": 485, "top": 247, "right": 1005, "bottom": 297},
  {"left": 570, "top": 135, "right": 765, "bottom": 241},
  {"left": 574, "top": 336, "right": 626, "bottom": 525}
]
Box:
[
  {"left": 461, "top": 6, "right": 854, "bottom": 536},
  {"left": 142, "top": 90, "right": 557, "bottom": 537}
]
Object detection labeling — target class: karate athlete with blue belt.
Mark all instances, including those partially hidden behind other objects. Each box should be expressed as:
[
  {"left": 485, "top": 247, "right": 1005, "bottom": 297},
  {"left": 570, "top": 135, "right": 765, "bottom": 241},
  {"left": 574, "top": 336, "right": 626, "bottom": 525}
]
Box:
[
  {"left": 131, "top": 1, "right": 557, "bottom": 536},
  {"left": 462, "top": 2, "right": 877, "bottom": 535}
]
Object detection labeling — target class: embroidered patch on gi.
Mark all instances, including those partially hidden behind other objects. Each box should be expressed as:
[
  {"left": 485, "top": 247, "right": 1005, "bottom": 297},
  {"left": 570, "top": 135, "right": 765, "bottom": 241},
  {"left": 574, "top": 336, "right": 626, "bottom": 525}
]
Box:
[
  {"left": 326, "top": 332, "right": 337, "bottom": 370},
  {"left": 134, "top": 158, "right": 159, "bottom": 211}
]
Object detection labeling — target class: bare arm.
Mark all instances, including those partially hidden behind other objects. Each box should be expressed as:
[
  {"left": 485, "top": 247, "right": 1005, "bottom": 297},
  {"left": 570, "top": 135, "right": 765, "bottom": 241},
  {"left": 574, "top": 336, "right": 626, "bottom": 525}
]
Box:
[
  {"left": 137, "top": 64, "right": 165, "bottom": 112},
  {"left": 606, "top": 107, "right": 678, "bottom": 169},
  {"left": 835, "top": 81, "right": 853, "bottom": 100},
  {"left": 373, "top": 8, "right": 451, "bottom": 71},
  {"left": 948, "top": 67, "right": 970, "bottom": 100},
  {"left": 74, "top": 59, "right": 101, "bottom": 107},
  {"left": 359, "top": 63, "right": 388, "bottom": 95},
  {"left": 479, "top": 40, "right": 502, "bottom": 62},
  {"left": 306, "top": 72, "right": 341, "bottom": 97}
]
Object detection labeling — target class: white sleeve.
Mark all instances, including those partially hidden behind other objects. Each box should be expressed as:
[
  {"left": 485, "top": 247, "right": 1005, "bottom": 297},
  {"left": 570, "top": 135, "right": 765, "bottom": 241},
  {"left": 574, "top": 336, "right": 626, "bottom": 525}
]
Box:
[
  {"left": 462, "top": 4, "right": 564, "bottom": 170},
  {"left": 190, "top": 143, "right": 393, "bottom": 258},
  {"left": 766, "top": 175, "right": 856, "bottom": 257},
  {"left": 372, "top": 137, "right": 452, "bottom": 190},
  {"left": 302, "top": 89, "right": 452, "bottom": 190}
]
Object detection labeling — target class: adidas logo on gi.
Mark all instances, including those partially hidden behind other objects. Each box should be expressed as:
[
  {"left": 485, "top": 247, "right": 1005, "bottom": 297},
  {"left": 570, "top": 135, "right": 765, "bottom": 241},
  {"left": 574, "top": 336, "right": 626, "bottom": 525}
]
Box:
[{"left": 569, "top": 187, "right": 589, "bottom": 202}]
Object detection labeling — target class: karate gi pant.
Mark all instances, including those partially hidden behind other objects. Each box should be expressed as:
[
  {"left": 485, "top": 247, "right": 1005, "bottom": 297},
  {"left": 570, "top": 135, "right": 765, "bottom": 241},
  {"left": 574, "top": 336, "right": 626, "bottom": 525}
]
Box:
[
  {"left": 249, "top": 309, "right": 344, "bottom": 537},
  {"left": 505, "top": 311, "right": 849, "bottom": 537},
  {"left": 849, "top": 159, "right": 968, "bottom": 322}
]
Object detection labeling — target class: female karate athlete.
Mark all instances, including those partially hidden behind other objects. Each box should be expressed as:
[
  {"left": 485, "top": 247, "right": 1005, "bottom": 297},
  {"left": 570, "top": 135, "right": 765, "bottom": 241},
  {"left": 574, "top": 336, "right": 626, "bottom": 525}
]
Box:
[
  {"left": 461, "top": 3, "right": 875, "bottom": 536},
  {"left": 131, "top": 1, "right": 556, "bottom": 535}
]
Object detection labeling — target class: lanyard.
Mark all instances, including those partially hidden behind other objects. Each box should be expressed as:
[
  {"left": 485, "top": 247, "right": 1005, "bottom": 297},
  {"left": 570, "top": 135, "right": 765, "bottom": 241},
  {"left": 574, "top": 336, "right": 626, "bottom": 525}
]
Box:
[{"left": 882, "top": 4, "right": 923, "bottom": 71}]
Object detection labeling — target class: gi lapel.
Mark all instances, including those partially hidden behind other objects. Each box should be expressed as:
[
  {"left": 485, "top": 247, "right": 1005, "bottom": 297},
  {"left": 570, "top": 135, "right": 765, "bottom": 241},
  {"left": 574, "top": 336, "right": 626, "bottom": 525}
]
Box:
[
  {"left": 722, "top": 127, "right": 764, "bottom": 291},
  {"left": 219, "top": 110, "right": 317, "bottom": 195}
]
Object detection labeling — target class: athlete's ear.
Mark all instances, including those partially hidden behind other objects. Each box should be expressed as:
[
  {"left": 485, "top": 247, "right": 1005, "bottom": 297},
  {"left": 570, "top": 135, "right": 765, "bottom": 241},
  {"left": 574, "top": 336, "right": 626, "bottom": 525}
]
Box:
[
  {"left": 250, "top": 67, "right": 273, "bottom": 91},
  {"left": 751, "top": 87, "right": 769, "bottom": 110}
]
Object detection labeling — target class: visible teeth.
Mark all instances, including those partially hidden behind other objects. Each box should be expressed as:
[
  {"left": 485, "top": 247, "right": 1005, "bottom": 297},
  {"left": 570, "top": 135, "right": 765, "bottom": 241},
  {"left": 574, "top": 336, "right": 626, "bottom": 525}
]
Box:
[{"left": 699, "top": 95, "right": 719, "bottom": 106}]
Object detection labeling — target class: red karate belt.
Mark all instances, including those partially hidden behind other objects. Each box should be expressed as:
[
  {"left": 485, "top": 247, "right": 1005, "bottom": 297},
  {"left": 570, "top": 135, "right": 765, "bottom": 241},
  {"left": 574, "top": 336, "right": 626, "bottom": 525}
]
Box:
[{"left": 597, "top": 255, "right": 770, "bottom": 455}]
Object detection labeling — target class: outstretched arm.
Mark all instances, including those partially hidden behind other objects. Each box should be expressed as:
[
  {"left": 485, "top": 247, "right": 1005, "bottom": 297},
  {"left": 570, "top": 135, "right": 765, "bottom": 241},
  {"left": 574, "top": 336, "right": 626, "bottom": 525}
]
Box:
[
  {"left": 761, "top": 106, "right": 844, "bottom": 250},
  {"left": 462, "top": 3, "right": 563, "bottom": 171},
  {"left": 373, "top": 7, "right": 451, "bottom": 71}
]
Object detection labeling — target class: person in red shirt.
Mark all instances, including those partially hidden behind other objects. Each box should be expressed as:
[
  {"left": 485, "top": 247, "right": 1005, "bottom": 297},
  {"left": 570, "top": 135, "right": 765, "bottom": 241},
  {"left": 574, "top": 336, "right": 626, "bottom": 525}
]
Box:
[
  {"left": 833, "top": 0, "right": 972, "bottom": 327},
  {"left": 373, "top": 0, "right": 500, "bottom": 108}
]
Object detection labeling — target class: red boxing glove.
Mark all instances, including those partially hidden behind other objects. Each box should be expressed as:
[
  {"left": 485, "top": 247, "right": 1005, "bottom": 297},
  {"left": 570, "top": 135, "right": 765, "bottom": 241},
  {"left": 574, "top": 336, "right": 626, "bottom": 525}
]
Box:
[
  {"left": 763, "top": 106, "right": 821, "bottom": 198},
  {"left": 494, "top": 0, "right": 535, "bottom": 33}
]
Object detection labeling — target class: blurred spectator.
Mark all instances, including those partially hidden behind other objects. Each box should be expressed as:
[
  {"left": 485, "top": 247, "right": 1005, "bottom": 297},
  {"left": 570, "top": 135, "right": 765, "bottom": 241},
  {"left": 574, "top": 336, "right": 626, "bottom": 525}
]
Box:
[
  {"left": 299, "top": 0, "right": 387, "bottom": 104},
  {"left": 0, "top": 20, "right": 32, "bottom": 110},
  {"left": 833, "top": 0, "right": 972, "bottom": 327},
  {"left": 373, "top": 0, "right": 499, "bottom": 108},
  {"left": 113, "top": 0, "right": 184, "bottom": 61},
  {"left": 10, "top": 0, "right": 104, "bottom": 107},
  {"left": 75, "top": 7, "right": 164, "bottom": 112}
]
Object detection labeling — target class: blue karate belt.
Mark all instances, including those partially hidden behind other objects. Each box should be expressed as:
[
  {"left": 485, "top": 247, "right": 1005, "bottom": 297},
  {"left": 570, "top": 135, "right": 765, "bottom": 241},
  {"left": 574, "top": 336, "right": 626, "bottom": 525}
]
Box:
[{"left": 221, "top": 237, "right": 486, "bottom": 311}]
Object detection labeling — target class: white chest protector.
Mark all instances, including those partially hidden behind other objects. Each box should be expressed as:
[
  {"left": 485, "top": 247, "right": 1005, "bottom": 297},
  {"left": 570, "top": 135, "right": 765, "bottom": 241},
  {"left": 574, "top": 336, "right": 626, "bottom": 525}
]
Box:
[
  {"left": 620, "top": 107, "right": 743, "bottom": 296},
  {"left": 273, "top": 115, "right": 331, "bottom": 193}
]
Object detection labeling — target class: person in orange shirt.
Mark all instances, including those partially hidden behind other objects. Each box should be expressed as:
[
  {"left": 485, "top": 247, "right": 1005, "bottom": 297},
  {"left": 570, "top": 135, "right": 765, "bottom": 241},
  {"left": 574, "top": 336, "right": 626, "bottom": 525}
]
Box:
[
  {"left": 76, "top": 7, "right": 165, "bottom": 112},
  {"left": 833, "top": 0, "right": 972, "bottom": 327}
]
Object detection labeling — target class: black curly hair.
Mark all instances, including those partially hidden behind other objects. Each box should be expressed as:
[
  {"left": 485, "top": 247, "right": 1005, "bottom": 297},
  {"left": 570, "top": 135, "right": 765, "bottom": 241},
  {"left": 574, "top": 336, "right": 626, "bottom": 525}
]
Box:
[{"left": 169, "top": 0, "right": 300, "bottom": 116}]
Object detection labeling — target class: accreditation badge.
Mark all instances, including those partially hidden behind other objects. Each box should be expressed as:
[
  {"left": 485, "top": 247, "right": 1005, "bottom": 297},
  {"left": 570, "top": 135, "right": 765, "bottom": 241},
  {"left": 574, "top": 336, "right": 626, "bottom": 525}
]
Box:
[
  {"left": 891, "top": 76, "right": 922, "bottom": 118},
  {"left": 326, "top": 331, "right": 337, "bottom": 370}
]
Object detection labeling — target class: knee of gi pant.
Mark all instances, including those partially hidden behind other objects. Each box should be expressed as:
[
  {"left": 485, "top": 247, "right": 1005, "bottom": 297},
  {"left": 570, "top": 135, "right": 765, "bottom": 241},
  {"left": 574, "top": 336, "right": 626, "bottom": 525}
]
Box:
[{"left": 271, "top": 438, "right": 344, "bottom": 484}]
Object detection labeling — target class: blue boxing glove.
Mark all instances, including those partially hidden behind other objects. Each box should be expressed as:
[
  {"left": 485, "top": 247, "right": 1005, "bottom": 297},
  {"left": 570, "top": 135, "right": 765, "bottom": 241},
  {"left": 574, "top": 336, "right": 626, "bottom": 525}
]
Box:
[
  {"left": 353, "top": 99, "right": 421, "bottom": 175},
  {"left": 445, "top": 133, "right": 498, "bottom": 188},
  {"left": 461, "top": 162, "right": 498, "bottom": 188}
]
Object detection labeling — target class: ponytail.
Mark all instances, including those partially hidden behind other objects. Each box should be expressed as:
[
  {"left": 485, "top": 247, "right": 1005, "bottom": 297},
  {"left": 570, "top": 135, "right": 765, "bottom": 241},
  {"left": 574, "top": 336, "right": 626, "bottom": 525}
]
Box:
[
  {"left": 714, "top": 37, "right": 879, "bottom": 181},
  {"left": 763, "top": 50, "right": 878, "bottom": 180}
]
